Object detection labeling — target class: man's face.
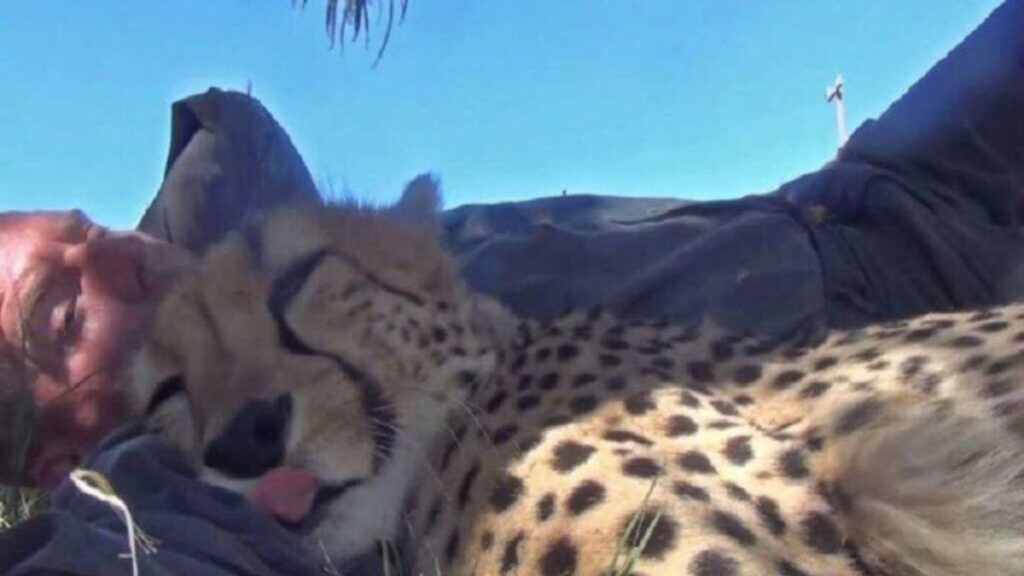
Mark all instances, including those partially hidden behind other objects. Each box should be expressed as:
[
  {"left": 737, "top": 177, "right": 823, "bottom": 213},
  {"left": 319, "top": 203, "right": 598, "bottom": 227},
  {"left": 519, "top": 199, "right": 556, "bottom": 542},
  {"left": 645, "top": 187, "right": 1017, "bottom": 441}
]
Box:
[{"left": 0, "top": 211, "right": 190, "bottom": 489}]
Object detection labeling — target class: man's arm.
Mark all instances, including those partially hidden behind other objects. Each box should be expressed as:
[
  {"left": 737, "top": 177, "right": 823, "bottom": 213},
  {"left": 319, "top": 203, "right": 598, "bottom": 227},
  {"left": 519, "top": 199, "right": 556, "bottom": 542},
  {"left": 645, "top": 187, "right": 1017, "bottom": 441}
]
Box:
[{"left": 780, "top": 0, "right": 1024, "bottom": 327}]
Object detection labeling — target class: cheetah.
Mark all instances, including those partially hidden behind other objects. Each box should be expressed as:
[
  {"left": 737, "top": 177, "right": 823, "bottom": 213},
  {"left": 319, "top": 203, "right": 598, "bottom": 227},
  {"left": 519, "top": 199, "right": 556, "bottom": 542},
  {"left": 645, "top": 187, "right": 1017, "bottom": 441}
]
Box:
[{"left": 129, "top": 179, "right": 1024, "bottom": 576}]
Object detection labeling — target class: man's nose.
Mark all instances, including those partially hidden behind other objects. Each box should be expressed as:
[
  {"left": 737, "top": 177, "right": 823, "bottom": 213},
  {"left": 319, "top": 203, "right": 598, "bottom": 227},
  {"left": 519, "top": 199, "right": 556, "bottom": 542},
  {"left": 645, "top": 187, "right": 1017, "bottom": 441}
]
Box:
[{"left": 69, "top": 233, "right": 149, "bottom": 302}]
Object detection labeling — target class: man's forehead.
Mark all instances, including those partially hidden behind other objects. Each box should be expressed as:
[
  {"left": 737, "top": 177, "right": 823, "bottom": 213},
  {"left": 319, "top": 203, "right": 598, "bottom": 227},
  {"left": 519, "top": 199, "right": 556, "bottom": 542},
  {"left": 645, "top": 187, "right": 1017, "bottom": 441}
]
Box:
[{"left": 0, "top": 210, "right": 91, "bottom": 238}]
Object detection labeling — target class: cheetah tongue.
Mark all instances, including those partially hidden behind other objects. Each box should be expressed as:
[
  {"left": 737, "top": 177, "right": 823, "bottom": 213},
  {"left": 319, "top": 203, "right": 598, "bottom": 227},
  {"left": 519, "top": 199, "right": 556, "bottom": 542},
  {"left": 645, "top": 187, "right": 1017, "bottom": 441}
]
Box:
[{"left": 251, "top": 467, "right": 320, "bottom": 524}]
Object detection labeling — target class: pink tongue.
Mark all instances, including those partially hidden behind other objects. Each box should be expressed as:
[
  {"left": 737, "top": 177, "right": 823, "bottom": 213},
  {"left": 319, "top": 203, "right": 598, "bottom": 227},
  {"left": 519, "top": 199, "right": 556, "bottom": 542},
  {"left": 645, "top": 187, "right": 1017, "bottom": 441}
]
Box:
[{"left": 251, "top": 467, "right": 320, "bottom": 524}]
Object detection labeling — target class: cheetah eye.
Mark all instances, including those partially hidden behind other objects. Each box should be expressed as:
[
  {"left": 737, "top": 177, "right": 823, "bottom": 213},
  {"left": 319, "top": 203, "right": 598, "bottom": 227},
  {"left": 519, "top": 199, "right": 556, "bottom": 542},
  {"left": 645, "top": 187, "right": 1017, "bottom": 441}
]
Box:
[
  {"left": 146, "top": 374, "right": 186, "bottom": 416},
  {"left": 267, "top": 250, "right": 328, "bottom": 356}
]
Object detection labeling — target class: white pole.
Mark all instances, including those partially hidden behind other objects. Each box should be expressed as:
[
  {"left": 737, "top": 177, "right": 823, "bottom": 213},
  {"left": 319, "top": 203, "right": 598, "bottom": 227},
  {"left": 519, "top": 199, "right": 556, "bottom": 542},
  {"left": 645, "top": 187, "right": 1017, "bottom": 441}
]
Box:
[{"left": 826, "top": 74, "right": 848, "bottom": 150}]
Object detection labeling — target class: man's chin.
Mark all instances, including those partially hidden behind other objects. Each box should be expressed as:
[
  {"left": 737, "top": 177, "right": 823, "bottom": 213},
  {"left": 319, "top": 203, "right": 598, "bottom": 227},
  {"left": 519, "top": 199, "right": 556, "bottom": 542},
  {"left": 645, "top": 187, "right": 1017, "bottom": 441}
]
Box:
[{"left": 28, "top": 447, "right": 76, "bottom": 491}]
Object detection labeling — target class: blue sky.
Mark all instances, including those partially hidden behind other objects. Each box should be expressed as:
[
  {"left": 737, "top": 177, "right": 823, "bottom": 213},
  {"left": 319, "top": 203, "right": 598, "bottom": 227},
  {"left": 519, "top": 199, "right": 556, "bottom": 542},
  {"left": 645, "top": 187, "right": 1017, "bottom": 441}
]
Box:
[{"left": 0, "top": 1, "right": 1003, "bottom": 228}]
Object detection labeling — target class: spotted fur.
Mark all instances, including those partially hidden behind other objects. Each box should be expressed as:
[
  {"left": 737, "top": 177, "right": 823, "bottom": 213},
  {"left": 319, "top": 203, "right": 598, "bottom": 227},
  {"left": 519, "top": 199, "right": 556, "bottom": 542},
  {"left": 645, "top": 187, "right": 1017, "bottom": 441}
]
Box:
[{"left": 129, "top": 182, "right": 1024, "bottom": 576}]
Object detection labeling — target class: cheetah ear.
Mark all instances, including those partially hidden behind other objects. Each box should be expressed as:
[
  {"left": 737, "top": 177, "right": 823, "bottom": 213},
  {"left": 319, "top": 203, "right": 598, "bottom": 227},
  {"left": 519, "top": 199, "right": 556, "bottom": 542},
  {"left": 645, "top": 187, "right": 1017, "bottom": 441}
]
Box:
[{"left": 391, "top": 173, "right": 442, "bottom": 227}]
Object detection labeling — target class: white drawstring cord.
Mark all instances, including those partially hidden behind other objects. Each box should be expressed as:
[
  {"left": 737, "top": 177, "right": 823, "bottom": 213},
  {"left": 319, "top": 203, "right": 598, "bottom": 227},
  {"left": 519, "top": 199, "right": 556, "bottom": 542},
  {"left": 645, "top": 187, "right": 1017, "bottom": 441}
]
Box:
[{"left": 69, "top": 469, "right": 159, "bottom": 576}]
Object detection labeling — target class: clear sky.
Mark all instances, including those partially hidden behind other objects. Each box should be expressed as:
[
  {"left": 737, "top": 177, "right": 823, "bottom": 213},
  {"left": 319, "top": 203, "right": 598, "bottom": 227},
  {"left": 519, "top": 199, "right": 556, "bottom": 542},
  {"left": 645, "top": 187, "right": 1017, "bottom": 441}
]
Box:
[{"left": 0, "top": 1, "right": 1004, "bottom": 228}]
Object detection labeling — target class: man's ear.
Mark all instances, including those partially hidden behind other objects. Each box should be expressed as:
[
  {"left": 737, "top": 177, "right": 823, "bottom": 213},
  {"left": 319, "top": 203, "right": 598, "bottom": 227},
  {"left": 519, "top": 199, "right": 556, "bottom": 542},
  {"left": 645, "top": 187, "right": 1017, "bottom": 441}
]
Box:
[{"left": 391, "top": 173, "right": 442, "bottom": 226}]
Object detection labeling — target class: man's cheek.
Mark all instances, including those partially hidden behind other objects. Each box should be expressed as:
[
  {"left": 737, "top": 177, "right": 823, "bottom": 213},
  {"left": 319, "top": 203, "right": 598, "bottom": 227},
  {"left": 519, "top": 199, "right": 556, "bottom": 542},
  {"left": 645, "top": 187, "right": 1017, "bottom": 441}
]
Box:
[
  {"left": 30, "top": 373, "right": 73, "bottom": 406},
  {"left": 79, "top": 300, "right": 149, "bottom": 360},
  {"left": 55, "top": 355, "right": 126, "bottom": 447},
  {"left": 68, "top": 382, "right": 114, "bottom": 429}
]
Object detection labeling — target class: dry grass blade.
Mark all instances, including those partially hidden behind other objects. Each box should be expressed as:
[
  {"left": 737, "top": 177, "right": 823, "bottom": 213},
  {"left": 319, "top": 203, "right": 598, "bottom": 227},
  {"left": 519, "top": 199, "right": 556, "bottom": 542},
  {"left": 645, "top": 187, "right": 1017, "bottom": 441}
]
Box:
[
  {"left": 318, "top": 537, "right": 343, "bottom": 575},
  {"left": 0, "top": 486, "right": 46, "bottom": 530},
  {"left": 607, "top": 476, "right": 663, "bottom": 576}
]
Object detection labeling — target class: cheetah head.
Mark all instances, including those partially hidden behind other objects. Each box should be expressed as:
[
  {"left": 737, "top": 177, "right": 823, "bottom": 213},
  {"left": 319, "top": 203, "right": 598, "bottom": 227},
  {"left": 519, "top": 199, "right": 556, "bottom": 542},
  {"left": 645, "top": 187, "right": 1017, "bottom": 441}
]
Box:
[{"left": 126, "top": 176, "right": 514, "bottom": 561}]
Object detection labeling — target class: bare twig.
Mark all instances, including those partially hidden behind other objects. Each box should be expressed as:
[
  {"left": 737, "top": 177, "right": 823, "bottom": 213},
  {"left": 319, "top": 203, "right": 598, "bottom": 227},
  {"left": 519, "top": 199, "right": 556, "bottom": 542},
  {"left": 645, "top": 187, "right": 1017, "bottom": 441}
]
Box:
[{"left": 294, "top": 0, "right": 409, "bottom": 64}]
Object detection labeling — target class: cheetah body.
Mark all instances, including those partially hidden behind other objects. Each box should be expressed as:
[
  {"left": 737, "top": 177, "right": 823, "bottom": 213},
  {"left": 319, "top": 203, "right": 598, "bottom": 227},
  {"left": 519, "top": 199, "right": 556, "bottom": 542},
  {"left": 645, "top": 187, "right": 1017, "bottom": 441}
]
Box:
[
  {"left": 404, "top": 308, "right": 1024, "bottom": 576},
  {"left": 129, "top": 183, "right": 1024, "bottom": 576}
]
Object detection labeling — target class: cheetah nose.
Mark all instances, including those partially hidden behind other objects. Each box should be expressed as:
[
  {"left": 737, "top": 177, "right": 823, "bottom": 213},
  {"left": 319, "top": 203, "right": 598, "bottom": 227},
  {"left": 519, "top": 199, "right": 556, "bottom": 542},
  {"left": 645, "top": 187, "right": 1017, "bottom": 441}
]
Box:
[{"left": 204, "top": 394, "right": 292, "bottom": 478}]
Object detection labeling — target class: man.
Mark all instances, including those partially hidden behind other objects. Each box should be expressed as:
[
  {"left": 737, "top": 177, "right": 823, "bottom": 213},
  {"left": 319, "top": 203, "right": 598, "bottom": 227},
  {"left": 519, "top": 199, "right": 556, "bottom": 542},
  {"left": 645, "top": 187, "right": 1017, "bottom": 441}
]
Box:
[
  {"left": 0, "top": 211, "right": 189, "bottom": 489},
  {"left": 2, "top": 0, "right": 1024, "bottom": 573}
]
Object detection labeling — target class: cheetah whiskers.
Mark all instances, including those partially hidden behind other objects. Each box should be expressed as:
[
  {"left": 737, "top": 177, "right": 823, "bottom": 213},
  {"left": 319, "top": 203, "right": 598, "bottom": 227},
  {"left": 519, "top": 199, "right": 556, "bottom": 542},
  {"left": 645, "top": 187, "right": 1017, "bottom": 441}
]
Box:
[
  {"left": 370, "top": 414, "right": 446, "bottom": 485},
  {"left": 402, "top": 385, "right": 497, "bottom": 452},
  {"left": 449, "top": 396, "right": 495, "bottom": 447},
  {"left": 365, "top": 414, "right": 452, "bottom": 500}
]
